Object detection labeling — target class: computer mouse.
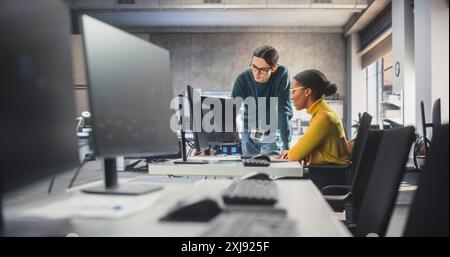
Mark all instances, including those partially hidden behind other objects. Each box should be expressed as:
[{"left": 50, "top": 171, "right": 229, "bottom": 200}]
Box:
[
  {"left": 242, "top": 172, "right": 272, "bottom": 181},
  {"left": 252, "top": 154, "right": 271, "bottom": 162},
  {"left": 159, "top": 198, "right": 222, "bottom": 222}
]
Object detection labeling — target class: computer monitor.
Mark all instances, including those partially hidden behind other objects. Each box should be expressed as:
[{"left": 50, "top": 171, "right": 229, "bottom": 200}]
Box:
[
  {"left": 80, "top": 15, "right": 179, "bottom": 194},
  {"left": 187, "top": 86, "right": 240, "bottom": 150},
  {"left": 1, "top": 0, "right": 80, "bottom": 233},
  {"left": 172, "top": 86, "right": 209, "bottom": 164},
  {"left": 187, "top": 85, "right": 211, "bottom": 153},
  {"left": 201, "top": 96, "right": 240, "bottom": 147}
]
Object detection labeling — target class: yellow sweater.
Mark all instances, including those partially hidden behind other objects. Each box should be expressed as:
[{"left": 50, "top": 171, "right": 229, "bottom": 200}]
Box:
[{"left": 288, "top": 97, "right": 350, "bottom": 165}]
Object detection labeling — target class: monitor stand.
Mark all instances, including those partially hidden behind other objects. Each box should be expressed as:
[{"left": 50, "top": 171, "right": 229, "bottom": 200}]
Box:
[
  {"left": 173, "top": 129, "right": 208, "bottom": 165},
  {"left": 81, "top": 158, "right": 163, "bottom": 195}
]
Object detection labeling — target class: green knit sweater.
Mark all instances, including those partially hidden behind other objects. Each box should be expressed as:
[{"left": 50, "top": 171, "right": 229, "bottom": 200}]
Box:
[{"left": 231, "top": 65, "right": 293, "bottom": 150}]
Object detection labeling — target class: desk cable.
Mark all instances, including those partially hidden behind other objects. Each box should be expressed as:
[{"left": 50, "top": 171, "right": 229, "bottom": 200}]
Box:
[
  {"left": 47, "top": 153, "right": 94, "bottom": 194},
  {"left": 67, "top": 157, "right": 91, "bottom": 189}
]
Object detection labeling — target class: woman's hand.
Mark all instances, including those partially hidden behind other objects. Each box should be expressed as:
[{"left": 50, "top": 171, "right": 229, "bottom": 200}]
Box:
[
  {"left": 277, "top": 150, "right": 289, "bottom": 160},
  {"left": 300, "top": 155, "right": 311, "bottom": 166},
  {"left": 347, "top": 139, "right": 355, "bottom": 154}
]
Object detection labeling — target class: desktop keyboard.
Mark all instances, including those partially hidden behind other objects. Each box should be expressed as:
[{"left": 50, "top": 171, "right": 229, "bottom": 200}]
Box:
[
  {"left": 202, "top": 211, "right": 298, "bottom": 237},
  {"left": 242, "top": 158, "right": 270, "bottom": 167},
  {"left": 222, "top": 179, "right": 278, "bottom": 205}
]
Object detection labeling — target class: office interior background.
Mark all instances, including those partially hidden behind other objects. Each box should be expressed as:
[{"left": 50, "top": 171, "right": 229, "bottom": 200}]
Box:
[
  {"left": 72, "top": 0, "right": 449, "bottom": 137},
  {"left": 1, "top": 0, "right": 448, "bottom": 238}
]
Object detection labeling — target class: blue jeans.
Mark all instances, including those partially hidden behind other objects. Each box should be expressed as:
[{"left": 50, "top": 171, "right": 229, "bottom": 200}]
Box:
[{"left": 241, "top": 132, "right": 281, "bottom": 156}]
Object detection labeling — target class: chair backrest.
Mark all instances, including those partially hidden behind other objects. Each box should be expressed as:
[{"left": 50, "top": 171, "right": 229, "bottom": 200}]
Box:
[
  {"left": 432, "top": 98, "right": 441, "bottom": 135},
  {"left": 350, "top": 129, "right": 385, "bottom": 220},
  {"left": 420, "top": 98, "right": 441, "bottom": 155},
  {"left": 354, "top": 126, "right": 416, "bottom": 237},
  {"left": 420, "top": 101, "right": 429, "bottom": 154},
  {"left": 349, "top": 113, "right": 372, "bottom": 180},
  {"left": 403, "top": 124, "right": 448, "bottom": 237}
]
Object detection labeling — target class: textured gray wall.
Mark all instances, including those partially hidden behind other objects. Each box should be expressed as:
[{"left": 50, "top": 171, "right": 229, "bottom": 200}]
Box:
[
  {"left": 72, "top": 28, "right": 349, "bottom": 136},
  {"left": 143, "top": 31, "right": 346, "bottom": 98}
]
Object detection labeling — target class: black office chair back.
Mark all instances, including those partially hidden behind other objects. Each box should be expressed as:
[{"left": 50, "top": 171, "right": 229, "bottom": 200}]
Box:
[
  {"left": 415, "top": 99, "right": 441, "bottom": 169},
  {"left": 420, "top": 98, "right": 441, "bottom": 154},
  {"left": 403, "top": 124, "right": 449, "bottom": 237},
  {"left": 348, "top": 112, "right": 372, "bottom": 183},
  {"left": 420, "top": 101, "right": 429, "bottom": 154},
  {"left": 348, "top": 130, "right": 384, "bottom": 223},
  {"left": 431, "top": 98, "right": 441, "bottom": 135},
  {"left": 354, "top": 126, "right": 416, "bottom": 237}
]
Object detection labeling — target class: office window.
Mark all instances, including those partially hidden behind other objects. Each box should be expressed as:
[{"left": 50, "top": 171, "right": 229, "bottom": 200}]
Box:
[
  {"left": 366, "top": 60, "right": 381, "bottom": 124},
  {"left": 365, "top": 52, "right": 403, "bottom": 128}
]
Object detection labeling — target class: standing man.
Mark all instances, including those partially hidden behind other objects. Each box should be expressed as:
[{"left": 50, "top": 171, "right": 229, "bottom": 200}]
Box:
[{"left": 231, "top": 46, "right": 293, "bottom": 156}]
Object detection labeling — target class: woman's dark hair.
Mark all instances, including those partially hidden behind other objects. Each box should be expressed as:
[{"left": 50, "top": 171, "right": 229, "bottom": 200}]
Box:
[
  {"left": 293, "top": 69, "right": 337, "bottom": 100},
  {"left": 253, "top": 45, "right": 279, "bottom": 67}
]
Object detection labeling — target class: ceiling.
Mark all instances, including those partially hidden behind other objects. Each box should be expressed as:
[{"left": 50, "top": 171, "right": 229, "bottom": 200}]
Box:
[
  {"left": 80, "top": 9, "right": 362, "bottom": 27},
  {"left": 71, "top": 0, "right": 369, "bottom": 28}
]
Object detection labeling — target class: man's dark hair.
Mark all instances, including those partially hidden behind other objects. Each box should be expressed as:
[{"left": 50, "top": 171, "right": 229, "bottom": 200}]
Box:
[{"left": 253, "top": 45, "right": 279, "bottom": 67}]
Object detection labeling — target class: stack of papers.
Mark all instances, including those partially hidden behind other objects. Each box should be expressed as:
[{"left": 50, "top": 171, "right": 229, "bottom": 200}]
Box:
[{"left": 19, "top": 190, "right": 162, "bottom": 220}]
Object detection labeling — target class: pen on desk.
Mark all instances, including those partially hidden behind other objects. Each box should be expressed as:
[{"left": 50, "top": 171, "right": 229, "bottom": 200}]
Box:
[{"left": 113, "top": 205, "right": 123, "bottom": 211}]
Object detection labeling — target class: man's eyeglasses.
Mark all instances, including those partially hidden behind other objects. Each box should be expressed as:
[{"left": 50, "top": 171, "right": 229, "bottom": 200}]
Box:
[{"left": 250, "top": 64, "right": 272, "bottom": 75}]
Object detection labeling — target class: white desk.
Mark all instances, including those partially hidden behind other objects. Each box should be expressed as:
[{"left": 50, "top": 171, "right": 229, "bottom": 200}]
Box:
[
  {"left": 5, "top": 179, "right": 350, "bottom": 237},
  {"left": 148, "top": 157, "right": 303, "bottom": 177}
]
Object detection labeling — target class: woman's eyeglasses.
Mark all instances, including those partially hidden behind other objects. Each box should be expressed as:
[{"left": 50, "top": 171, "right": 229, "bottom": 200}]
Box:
[{"left": 290, "top": 87, "right": 307, "bottom": 94}]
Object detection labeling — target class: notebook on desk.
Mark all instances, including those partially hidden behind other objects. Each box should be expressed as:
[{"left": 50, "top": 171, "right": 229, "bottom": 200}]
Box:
[
  {"left": 269, "top": 157, "right": 290, "bottom": 163},
  {"left": 267, "top": 154, "right": 290, "bottom": 163},
  {"left": 189, "top": 155, "right": 241, "bottom": 162}
]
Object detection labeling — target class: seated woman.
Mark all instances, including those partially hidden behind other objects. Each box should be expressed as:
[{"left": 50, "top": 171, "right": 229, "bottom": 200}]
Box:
[{"left": 278, "top": 69, "right": 350, "bottom": 167}]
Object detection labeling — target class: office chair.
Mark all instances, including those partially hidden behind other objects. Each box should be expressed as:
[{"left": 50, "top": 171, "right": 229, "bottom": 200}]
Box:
[
  {"left": 431, "top": 98, "right": 442, "bottom": 134},
  {"left": 353, "top": 126, "right": 416, "bottom": 237},
  {"left": 414, "top": 99, "right": 441, "bottom": 170},
  {"left": 404, "top": 124, "right": 448, "bottom": 237},
  {"left": 304, "top": 112, "right": 372, "bottom": 190},
  {"left": 321, "top": 129, "right": 384, "bottom": 227}
]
